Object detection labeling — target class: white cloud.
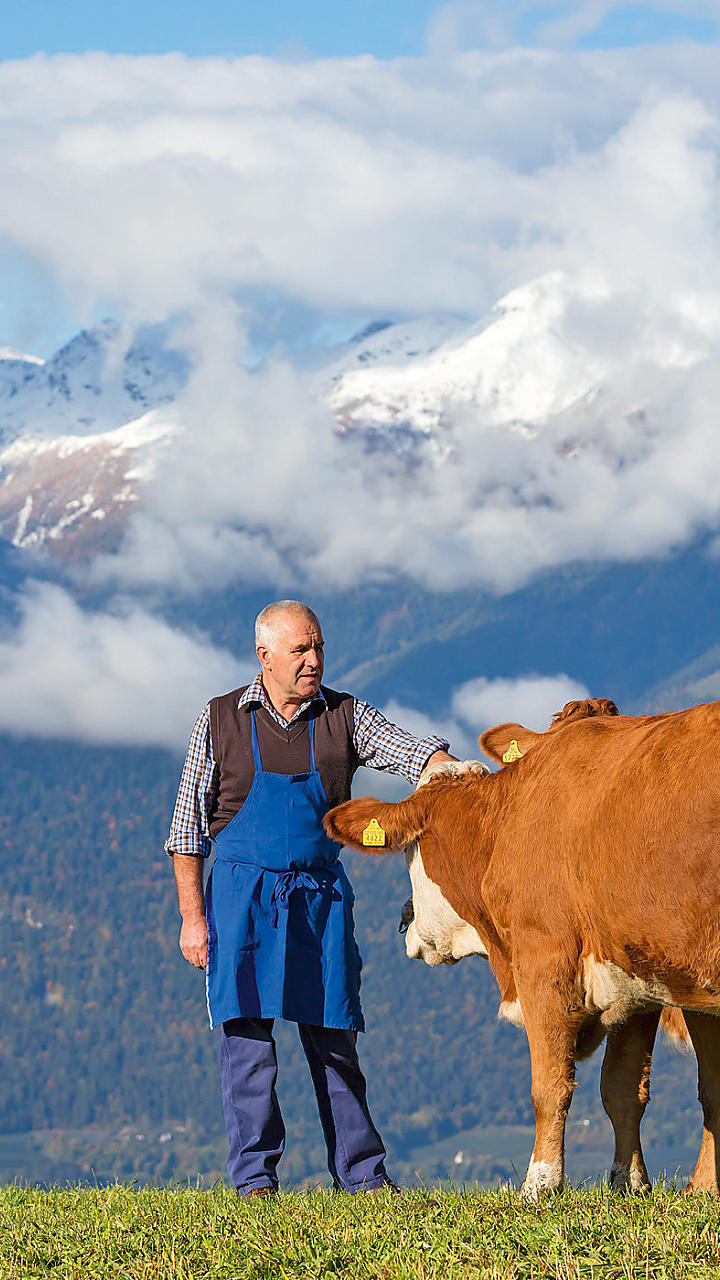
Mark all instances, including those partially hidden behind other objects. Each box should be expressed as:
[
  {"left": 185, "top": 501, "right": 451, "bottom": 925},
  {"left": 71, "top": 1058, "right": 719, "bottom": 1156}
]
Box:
[
  {"left": 1, "top": 46, "right": 720, "bottom": 327},
  {"left": 382, "top": 672, "right": 589, "bottom": 765},
  {"left": 426, "top": 2, "right": 720, "bottom": 54},
  {"left": 450, "top": 673, "right": 590, "bottom": 732},
  {"left": 95, "top": 284, "right": 720, "bottom": 596},
  {"left": 0, "top": 582, "right": 254, "bottom": 750}
]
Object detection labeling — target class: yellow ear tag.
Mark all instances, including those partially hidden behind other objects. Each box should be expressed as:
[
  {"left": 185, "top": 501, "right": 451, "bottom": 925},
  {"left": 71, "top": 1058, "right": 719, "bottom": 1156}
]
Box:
[
  {"left": 502, "top": 739, "right": 524, "bottom": 763},
  {"left": 362, "top": 818, "right": 387, "bottom": 847}
]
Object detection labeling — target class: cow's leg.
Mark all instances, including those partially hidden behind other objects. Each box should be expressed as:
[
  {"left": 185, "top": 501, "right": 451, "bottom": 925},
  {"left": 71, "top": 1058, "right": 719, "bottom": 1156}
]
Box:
[
  {"left": 683, "top": 1011, "right": 720, "bottom": 1195},
  {"left": 600, "top": 1010, "right": 660, "bottom": 1193},
  {"left": 514, "top": 965, "right": 582, "bottom": 1201}
]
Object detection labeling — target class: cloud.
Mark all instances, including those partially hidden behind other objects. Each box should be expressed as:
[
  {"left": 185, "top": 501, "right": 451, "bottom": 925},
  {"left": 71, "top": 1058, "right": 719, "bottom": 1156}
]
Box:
[
  {"left": 0, "top": 582, "right": 253, "bottom": 750},
  {"left": 96, "top": 266, "right": 720, "bottom": 596},
  {"left": 382, "top": 672, "right": 589, "bottom": 763},
  {"left": 426, "top": 2, "right": 720, "bottom": 54},
  {"left": 1, "top": 45, "right": 719, "bottom": 328},
  {"left": 450, "top": 673, "right": 590, "bottom": 732}
]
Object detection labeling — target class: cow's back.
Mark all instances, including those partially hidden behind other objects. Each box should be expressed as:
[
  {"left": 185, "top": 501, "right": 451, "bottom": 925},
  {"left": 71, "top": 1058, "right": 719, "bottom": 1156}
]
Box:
[{"left": 475, "top": 702, "right": 720, "bottom": 987}]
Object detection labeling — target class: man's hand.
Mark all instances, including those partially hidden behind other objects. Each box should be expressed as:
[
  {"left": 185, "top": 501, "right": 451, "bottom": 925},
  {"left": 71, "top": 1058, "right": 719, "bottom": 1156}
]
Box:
[
  {"left": 426, "top": 749, "right": 458, "bottom": 766},
  {"left": 179, "top": 917, "right": 208, "bottom": 969}
]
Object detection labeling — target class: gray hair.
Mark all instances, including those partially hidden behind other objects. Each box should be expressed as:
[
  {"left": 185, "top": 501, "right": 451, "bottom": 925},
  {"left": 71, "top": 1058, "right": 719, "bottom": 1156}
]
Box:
[{"left": 255, "top": 601, "right": 320, "bottom": 649}]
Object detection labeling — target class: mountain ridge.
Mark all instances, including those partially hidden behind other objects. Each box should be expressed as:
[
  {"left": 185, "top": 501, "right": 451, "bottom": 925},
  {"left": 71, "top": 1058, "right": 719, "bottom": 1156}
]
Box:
[{"left": 2, "top": 269, "right": 712, "bottom": 571}]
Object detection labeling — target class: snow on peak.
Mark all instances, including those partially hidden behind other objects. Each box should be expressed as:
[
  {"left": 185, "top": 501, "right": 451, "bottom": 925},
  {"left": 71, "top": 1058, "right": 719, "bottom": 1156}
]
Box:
[
  {"left": 0, "top": 346, "right": 44, "bottom": 366},
  {"left": 326, "top": 273, "right": 614, "bottom": 437},
  {"left": 0, "top": 320, "right": 190, "bottom": 447}
]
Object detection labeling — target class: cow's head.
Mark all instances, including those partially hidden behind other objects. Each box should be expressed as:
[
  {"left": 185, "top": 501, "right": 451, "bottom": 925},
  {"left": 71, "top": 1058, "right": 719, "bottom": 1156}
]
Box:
[
  {"left": 324, "top": 759, "right": 490, "bottom": 966},
  {"left": 404, "top": 759, "right": 490, "bottom": 965},
  {"left": 480, "top": 697, "right": 620, "bottom": 765}
]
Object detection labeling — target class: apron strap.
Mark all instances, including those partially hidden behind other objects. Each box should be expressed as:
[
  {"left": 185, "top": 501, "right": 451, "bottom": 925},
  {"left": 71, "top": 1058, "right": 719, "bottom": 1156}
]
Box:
[
  {"left": 250, "top": 709, "right": 263, "bottom": 772},
  {"left": 308, "top": 714, "right": 317, "bottom": 772}
]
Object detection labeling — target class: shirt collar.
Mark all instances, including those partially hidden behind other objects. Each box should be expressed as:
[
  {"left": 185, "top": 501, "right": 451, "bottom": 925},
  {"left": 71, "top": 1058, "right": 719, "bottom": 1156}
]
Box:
[{"left": 238, "top": 674, "right": 326, "bottom": 725}]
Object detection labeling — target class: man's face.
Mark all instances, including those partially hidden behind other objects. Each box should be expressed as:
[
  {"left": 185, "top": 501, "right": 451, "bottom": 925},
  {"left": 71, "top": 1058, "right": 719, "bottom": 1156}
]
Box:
[{"left": 258, "top": 613, "right": 325, "bottom": 702}]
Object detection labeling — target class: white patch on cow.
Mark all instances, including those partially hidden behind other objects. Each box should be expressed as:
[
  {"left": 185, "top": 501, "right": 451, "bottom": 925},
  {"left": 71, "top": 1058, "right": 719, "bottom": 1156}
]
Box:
[
  {"left": 609, "top": 1160, "right": 651, "bottom": 1194},
  {"left": 521, "top": 1157, "right": 563, "bottom": 1200},
  {"left": 401, "top": 759, "right": 490, "bottom": 967},
  {"left": 498, "top": 998, "right": 525, "bottom": 1028},
  {"left": 404, "top": 842, "right": 488, "bottom": 965},
  {"left": 580, "top": 956, "right": 671, "bottom": 1025}
]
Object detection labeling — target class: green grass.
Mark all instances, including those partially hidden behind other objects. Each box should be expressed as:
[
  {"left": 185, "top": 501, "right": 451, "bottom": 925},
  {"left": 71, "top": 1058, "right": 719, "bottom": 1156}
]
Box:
[{"left": 3, "top": 1184, "right": 720, "bottom": 1279}]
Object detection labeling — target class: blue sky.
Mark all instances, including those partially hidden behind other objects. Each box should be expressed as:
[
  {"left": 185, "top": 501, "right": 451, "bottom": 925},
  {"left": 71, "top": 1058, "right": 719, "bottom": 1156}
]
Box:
[
  {"left": 3, "top": 0, "right": 441, "bottom": 62},
  {"left": 1, "top": 1, "right": 718, "bottom": 62}
]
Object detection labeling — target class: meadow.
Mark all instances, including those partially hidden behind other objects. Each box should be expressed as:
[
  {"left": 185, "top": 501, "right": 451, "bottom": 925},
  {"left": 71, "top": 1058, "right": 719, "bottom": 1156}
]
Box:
[{"left": 2, "top": 1183, "right": 720, "bottom": 1280}]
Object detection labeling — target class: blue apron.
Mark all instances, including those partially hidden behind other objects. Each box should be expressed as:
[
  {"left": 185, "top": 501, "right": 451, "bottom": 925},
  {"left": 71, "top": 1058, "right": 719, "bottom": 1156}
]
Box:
[{"left": 205, "top": 710, "right": 364, "bottom": 1032}]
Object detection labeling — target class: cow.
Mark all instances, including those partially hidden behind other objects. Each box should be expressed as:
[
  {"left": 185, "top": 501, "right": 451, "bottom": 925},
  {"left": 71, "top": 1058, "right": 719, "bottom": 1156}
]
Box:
[{"left": 324, "top": 698, "right": 720, "bottom": 1199}]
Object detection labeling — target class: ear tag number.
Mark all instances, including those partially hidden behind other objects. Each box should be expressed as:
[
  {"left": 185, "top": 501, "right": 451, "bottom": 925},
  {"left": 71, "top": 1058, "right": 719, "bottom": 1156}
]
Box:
[
  {"left": 362, "top": 818, "right": 387, "bottom": 847},
  {"left": 502, "top": 739, "right": 524, "bottom": 763}
]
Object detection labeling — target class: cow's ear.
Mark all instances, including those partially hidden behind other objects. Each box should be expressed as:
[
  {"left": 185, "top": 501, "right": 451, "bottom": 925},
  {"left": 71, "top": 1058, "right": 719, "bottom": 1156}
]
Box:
[{"left": 479, "top": 722, "right": 541, "bottom": 765}]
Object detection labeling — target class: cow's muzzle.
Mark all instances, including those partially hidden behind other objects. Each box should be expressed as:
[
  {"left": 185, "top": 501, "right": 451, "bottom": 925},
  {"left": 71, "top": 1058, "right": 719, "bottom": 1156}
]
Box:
[{"left": 399, "top": 897, "right": 414, "bottom": 934}]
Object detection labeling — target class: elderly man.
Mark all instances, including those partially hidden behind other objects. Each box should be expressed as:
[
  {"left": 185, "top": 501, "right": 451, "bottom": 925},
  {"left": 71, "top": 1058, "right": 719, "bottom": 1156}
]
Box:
[{"left": 166, "top": 600, "right": 455, "bottom": 1197}]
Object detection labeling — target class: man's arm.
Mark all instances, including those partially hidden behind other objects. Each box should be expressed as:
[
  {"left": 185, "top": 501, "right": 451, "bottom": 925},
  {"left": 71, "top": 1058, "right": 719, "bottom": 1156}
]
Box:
[
  {"left": 353, "top": 699, "right": 457, "bottom": 785},
  {"left": 165, "top": 705, "right": 217, "bottom": 970},
  {"left": 174, "top": 854, "right": 208, "bottom": 969}
]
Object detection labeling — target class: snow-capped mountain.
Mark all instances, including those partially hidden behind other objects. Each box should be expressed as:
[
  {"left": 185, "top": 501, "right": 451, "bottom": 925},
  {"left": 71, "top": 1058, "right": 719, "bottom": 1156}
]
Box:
[
  {"left": 0, "top": 272, "right": 711, "bottom": 561},
  {"left": 0, "top": 321, "right": 189, "bottom": 555},
  {"left": 326, "top": 272, "right": 713, "bottom": 446},
  {"left": 0, "top": 320, "right": 188, "bottom": 445},
  {"left": 328, "top": 275, "right": 613, "bottom": 439}
]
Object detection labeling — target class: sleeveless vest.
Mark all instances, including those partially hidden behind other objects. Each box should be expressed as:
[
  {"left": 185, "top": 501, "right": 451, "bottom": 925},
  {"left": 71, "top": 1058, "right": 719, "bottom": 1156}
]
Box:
[{"left": 208, "top": 684, "right": 358, "bottom": 840}]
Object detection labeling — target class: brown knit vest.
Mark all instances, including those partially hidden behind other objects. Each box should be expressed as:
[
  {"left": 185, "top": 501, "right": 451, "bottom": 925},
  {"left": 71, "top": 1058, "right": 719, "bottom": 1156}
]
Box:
[{"left": 207, "top": 685, "right": 358, "bottom": 840}]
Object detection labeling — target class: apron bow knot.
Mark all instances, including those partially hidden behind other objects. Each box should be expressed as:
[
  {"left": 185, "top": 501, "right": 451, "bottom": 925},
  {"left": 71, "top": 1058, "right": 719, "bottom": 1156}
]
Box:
[{"left": 269, "top": 867, "right": 339, "bottom": 928}]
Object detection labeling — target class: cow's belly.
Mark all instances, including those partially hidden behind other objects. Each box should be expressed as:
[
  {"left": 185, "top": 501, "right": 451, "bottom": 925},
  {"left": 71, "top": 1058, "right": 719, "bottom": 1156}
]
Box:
[
  {"left": 404, "top": 842, "right": 488, "bottom": 965},
  {"left": 580, "top": 956, "right": 672, "bottom": 1023}
]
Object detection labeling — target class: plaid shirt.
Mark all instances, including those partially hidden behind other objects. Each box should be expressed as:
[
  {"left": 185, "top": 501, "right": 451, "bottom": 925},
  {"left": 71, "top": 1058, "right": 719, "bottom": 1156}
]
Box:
[{"left": 166, "top": 675, "right": 449, "bottom": 858}]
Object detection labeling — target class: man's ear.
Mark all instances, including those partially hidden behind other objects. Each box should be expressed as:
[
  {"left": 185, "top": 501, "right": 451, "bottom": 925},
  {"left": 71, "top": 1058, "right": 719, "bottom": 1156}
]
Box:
[{"left": 479, "top": 722, "right": 541, "bottom": 765}]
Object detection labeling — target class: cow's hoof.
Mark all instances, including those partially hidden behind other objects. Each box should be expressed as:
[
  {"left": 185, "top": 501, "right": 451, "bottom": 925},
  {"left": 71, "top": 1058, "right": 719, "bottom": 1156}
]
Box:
[
  {"left": 684, "top": 1180, "right": 720, "bottom": 1196},
  {"left": 520, "top": 1159, "right": 563, "bottom": 1201},
  {"left": 608, "top": 1161, "right": 651, "bottom": 1194}
]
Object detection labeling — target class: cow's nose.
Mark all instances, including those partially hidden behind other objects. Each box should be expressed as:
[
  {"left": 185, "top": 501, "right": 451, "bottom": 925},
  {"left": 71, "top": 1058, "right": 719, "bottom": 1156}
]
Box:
[{"left": 399, "top": 897, "right": 414, "bottom": 934}]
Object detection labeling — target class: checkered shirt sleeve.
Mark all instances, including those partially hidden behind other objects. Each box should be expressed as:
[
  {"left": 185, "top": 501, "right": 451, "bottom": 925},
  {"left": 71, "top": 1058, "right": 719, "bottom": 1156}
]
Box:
[
  {"left": 164, "top": 704, "right": 217, "bottom": 858},
  {"left": 352, "top": 698, "right": 449, "bottom": 784}
]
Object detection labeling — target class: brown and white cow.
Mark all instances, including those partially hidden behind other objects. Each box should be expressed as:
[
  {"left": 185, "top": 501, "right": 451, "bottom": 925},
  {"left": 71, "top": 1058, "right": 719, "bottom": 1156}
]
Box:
[
  {"left": 325, "top": 699, "right": 720, "bottom": 1198},
  {"left": 398, "top": 708, "right": 691, "bottom": 1195}
]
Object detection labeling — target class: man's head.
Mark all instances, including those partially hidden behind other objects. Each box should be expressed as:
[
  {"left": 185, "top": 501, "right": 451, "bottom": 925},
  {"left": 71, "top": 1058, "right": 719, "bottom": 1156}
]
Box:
[{"left": 255, "top": 601, "right": 324, "bottom": 708}]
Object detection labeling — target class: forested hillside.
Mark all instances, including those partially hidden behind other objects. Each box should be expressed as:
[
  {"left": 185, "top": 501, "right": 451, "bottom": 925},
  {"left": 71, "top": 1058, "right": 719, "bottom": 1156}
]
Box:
[{"left": 0, "top": 734, "right": 702, "bottom": 1188}]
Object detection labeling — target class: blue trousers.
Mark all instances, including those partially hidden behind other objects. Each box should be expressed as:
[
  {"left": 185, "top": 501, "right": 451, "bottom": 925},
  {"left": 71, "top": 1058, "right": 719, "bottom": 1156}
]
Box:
[{"left": 220, "top": 1018, "right": 390, "bottom": 1193}]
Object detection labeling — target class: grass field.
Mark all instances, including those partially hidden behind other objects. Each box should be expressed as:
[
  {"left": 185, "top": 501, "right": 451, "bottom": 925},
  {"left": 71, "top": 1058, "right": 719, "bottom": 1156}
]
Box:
[{"left": 3, "top": 1184, "right": 720, "bottom": 1280}]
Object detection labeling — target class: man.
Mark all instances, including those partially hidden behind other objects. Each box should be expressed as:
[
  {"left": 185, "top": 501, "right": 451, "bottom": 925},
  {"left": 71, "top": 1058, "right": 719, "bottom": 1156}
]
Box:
[{"left": 166, "top": 600, "right": 455, "bottom": 1197}]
